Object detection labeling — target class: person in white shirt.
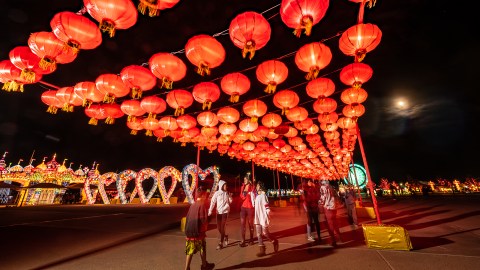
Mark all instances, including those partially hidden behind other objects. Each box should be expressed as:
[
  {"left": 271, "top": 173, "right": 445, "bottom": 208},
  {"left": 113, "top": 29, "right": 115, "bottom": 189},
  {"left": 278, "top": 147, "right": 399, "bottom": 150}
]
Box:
[
  {"left": 208, "top": 180, "right": 232, "bottom": 250},
  {"left": 319, "top": 180, "right": 343, "bottom": 246},
  {"left": 253, "top": 181, "right": 278, "bottom": 257}
]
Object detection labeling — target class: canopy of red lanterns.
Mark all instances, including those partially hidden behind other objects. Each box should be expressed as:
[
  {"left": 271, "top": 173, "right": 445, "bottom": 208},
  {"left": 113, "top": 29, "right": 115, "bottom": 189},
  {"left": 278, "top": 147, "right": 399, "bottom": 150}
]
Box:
[{"left": 0, "top": 0, "right": 382, "bottom": 180}]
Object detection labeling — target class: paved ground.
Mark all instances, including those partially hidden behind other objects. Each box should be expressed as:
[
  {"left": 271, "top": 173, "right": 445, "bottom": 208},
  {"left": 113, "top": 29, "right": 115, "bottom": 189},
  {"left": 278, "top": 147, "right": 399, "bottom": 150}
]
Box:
[{"left": 0, "top": 194, "right": 479, "bottom": 270}]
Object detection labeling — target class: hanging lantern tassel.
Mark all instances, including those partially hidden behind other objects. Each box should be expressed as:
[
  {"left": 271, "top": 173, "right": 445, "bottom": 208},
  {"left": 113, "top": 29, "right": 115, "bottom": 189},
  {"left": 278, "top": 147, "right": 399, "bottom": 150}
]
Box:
[
  {"left": 202, "top": 100, "right": 212, "bottom": 110},
  {"left": 161, "top": 77, "right": 173, "bottom": 89},
  {"left": 264, "top": 82, "right": 277, "bottom": 94},
  {"left": 181, "top": 142, "right": 187, "bottom": 147},
  {"left": 127, "top": 115, "right": 135, "bottom": 122},
  {"left": 145, "top": 130, "right": 153, "bottom": 136},
  {"left": 3, "top": 81, "right": 22, "bottom": 92},
  {"left": 65, "top": 40, "right": 80, "bottom": 55},
  {"left": 138, "top": 0, "right": 160, "bottom": 17},
  {"left": 99, "top": 19, "right": 116, "bottom": 38},
  {"left": 130, "top": 130, "right": 138, "bottom": 135},
  {"left": 20, "top": 69, "right": 36, "bottom": 83},
  {"left": 294, "top": 15, "right": 313, "bottom": 37},
  {"left": 88, "top": 117, "right": 98, "bottom": 125},
  {"left": 174, "top": 107, "right": 185, "bottom": 116},
  {"left": 353, "top": 81, "right": 362, "bottom": 89},
  {"left": 105, "top": 117, "right": 115, "bottom": 124},
  {"left": 61, "top": 103, "right": 70, "bottom": 112},
  {"left": 306, "top": 66, "right": 320, "bottom": 81},
  {"left": 250, "top": 116, "right": 258, "bottom": 123},
  {"left": 131, "top": 88, "right": 142, "bottom": 99},
  {"left": 281, "top": 108, "right": 288, "bottom": 115},
  {"left": 196, "top": 62, "right": 211, "bottom": 76},
  {"left": 39, "top": 57, "right": 57, "bottom": 72},
  {"left": 355, "top": 49, "right": 367, "bottom": 63},
  {"left": 47, "top": 106, "right": 58, "bottom": 114},
  {"left": 103, "top": 94, "right": 115, "bottom": 103},
  {"left": 242, "top": 40, "right": 256, "bottom": 60},
  {"left": 229, "top": 93, "right": 240, "bottom": 103},
  {"left": 148, "top": 112, "right": 156, "bottom": 119},
  {"left": 156, "top": 137, "right": 163, "bottom": 142},
  {"left": 82, "top": 99, "right": 92, "bottom": 107},
  {"left": 2, "top": 82, "right": 11, "bottom": 92}
]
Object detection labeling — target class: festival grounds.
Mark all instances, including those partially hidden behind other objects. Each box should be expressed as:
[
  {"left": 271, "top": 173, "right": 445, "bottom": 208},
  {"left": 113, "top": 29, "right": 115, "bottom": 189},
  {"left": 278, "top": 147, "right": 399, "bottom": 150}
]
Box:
[{"left": 0, "top": 194, "right": 479, "bottom": 270}]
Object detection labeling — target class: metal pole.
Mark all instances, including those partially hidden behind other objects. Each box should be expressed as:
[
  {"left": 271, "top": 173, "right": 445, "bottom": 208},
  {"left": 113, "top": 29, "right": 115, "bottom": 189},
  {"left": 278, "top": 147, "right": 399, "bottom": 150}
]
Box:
[
  {"left": 350, "top": 158, "right": 363, "bottom": 206},
  {"left": 276, "top": 169, "right": 281, "bottom": 202},
  {"left": 251, "top": 160, "right": 255, "bottom": 184},
  {"left": 356, "top": 123, "right": 382, "bottom": 225},
  {"left": 290, "top": 174, "right": 294, "bottom": 190}
]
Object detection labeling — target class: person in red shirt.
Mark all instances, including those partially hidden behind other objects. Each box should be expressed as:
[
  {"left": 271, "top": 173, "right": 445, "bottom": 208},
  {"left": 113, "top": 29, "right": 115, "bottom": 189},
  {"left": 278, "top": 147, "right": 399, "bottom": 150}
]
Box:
[{"left": 239, "top": 173, "right": 255, "bottom": 247}]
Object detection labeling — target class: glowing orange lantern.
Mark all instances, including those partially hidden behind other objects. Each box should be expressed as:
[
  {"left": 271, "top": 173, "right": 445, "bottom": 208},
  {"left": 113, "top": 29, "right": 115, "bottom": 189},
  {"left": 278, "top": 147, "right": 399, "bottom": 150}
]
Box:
[
  {"left": 313, "top": 98, "right": 337, "bottom": 114},
  {"left": 295, "top": 42, "right": 332, "bottom": 80},
  {"left": 126, "top": 117, "right": 144, "bottom": 135},
  {"left": 84, "top": 0, "right": 138, "bottom": 37},
  {"left": 138, "top": 0, "right": 180, "bottom": 17},
  {"left": 273, "top": 90, "right": 300, "bottom": 115},
  {"left": 294, "top": 118, "right": 313, "bottom": 131},
  {"left": 140, "top": 96, "right": 167, "bottom": 119},
  {"left": 50, "top": 11, "right": 102, "bottom": 53},
  {"left": 320, "top": 122, "right": 338, "bottom": 132},
  {"left": 149, "top": 53, "right": 186, "bottom": 89},
  {"left": 103, "top": 103, "right": 124, "bottom": 124},
  {"left": 341, "top": 87, "right": 368, "bottom": 105},
  {"left": 74, "top": 81, "right": 104, "bottom": 106},
  {"left": 193, "top": 82, "right": 221, "bottom": 110},
  {"left": 339, "top": 23, "right": 382, "bottom": 62},
  {"left": 41, "top": 90, "right": 61, "bottom": 114},
  {"left": 284, "top": 126, "right": 299, "bottom": 138},
  {"left": 306, "top": 78, "right": 335, "bottom": 99},
  {"left": 337, "top": 117, "right": 357, "bottom": 129},
  {"left": 121, "top": 99, "right": 146, "bottom": 122},
  {"left": 318, "top": 112, "right": 338, "bottom": 124},
  {"left": 143, "top": 118, "right": 161, "bottom": 136},
  {"left": 28, "top": 32, "right": 69, "bottom": 72},
  {"left": 289, "top": 137, "right": 303, "bottom": 147},
  {"left": 340, "top": 63, "right": 373, "bottom": 88},
  {"left": 95, "top": 74, "right": 130, "bottom": 103},
  {"left": 256, "top": 60, "right": 288, "bottom": 94},
  {"left": 220, "top": 72, "right": 250, "bottom": 103},
  {"left": 84, "top": 104, "right": 107, "bottom": 125},
  {"left": 261, "top": 113, "right": 282, "bottom": 129},
  {"left": 0, "top": 60, "right": 23, "bottom": 92},
  {"left": 158, "top": 116, "right": 178, "bottom": 133},
  {"left": 120, "top": 65, "right": 157, "bottom": 99},
  {"left": 9, "top": 46, "right": 45, "bottom": 83},
  {"left": 197, "top": 111, "right": 218, "bottom": 127},
  {"left": 280, "top": 0, "right": 329, "bottom": 37},
  {"left": 217, "top": 107, "right": 240, "bottom": 124},
  {"left": 239, "top": 119, "right": 258, "bottom": 133},
  {"left": 229, "top": 11, "right": 271, "bottom": 59},
  {"left": 166, "top": 89, "right": 193, "bottom": 116},
  {"left": 286, "top": 106, "right": 308, "bottom": 123},
  {"left": 219, "top": 123, "right": 237, "bottom": 136},
  {"left": 201, "top": 126, "right": 218, "bottom": 138},
  {"left": 153, "top": 128, "right": 167, "bottom": 141},
  {"left": 342, "top": 104, "right": 365, "bottom": 119},
  {"left": 243, "top": 142, "right": 256, "bottom": 151},
  {"left": 56, "top": 87, "right": 76, "bottom": 112},
  {"left": 185, "top": 34, "right": 225, "bottom": 76},
  {"left": 176, "top": 115, "right": 197, "bottom": 130},
  {"left": 243, "top": 99, "right": 267, "bottom": 122},
  {"left": 273, "top": 139, "right": 286, "bottom": 149}
]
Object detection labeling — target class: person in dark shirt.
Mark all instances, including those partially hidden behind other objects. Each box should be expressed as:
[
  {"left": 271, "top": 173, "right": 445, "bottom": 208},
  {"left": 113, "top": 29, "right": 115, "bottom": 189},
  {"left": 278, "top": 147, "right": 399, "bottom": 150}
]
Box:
[
  {"left": 184, "top": 188, "right": 214, "bottom": 270},
  {"left": 302, "top": 179, "right": 321, "bottom": 242}
]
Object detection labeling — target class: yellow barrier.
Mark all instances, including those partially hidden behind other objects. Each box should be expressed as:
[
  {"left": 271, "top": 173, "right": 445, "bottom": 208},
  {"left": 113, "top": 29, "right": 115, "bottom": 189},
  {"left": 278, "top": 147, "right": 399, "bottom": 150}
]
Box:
[
  {"left": 131, "top": 198, "right": 141, "bottom": 204},
  {"left": 279, "top": 200, "right": 287, "bottom": 207},
  {"left": 169, "top": 197, "right": 178, "bottom": 204},
  {"left": 149, "top": 198, "right": 161, "bottom": 204},
  {"left": 362, "top": 224, "right": 413, "bottom": 251},
  {"left": 110, "top": 198, "right": 119, "bottom": 204},
  {"left": 180, "top": 217, "right": 186, "bottom": 232},
  {"left": 356, "top": 206, "right": 376, "bottom": 219}
]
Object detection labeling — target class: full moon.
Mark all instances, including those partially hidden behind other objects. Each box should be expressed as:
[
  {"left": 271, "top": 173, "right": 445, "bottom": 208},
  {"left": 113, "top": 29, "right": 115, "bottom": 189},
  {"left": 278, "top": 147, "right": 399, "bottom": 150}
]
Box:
[{"left": 396, "top": 99, "right": 408, "bottom": 109}]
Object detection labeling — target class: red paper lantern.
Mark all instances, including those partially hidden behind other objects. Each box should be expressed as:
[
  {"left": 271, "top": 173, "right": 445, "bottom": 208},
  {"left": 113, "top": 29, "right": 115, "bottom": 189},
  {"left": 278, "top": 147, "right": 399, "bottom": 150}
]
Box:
[
  {"left": 9, "top": 46, "right": 46, "bottom": 83},
  {"left": 28, "top": 32, "right": 68, "bottom": 72},
  {"left": 256, "top": 60, "right": 288, "bottom": 94},
  {"left": 149, "top": 53, "right": 186, "bottom": 89},
  {"left": 294, "top": 118, "right": 313, "bottom": 131},
  {"left": 317, "top": 112, "right": 338, "bottom": 124},
  {"left": 280, "top": 0, "right": 329, "bottom": 37},
  {"left": 320, "top": 122, "right": 338, "bottom": 132},
  {"left": 253, "top": 126, "right": 269, "bottom": 139},
  {"left": 220, "top": 72, "right": 250, "bottom": 103},
  {"left": 243, "top": 99, "right": 267, "bottom": 122},
  {"left": 219, "top": 123, "right": 237, "bottom": 136},
  {"left": 309, "top": 81, "right": 336, "bottom": 104},
  {"left": 0, "top": 60, "right": 23, "bottom": 92},
  {"left": 261, "top": 113, "right": 282, "bottom": 129},
  {"left": 126, "top": 117, "right": 144, "bottom": 135},
  {"left": 229, "top": 11, "right": 271, "bottom": 59},
  {"left": 337, "top": 117, "right": 357, "bottom": 130},
  {"left": 143, "top": 118, "right": 161, "bottom": 136},
  {"left": 102, "top": 103, "right": 124, "bottom": 124},
  {"left": 185, "top": 34, "right": 225, "bottom": 76},
  {"left": 140, "top": 96, "right": 167, "bottom": 119},
  {"left": 56, "top": 87, "right": 76, "bottom": 112},
  {"left": 340, "top": 62, "right": 373, "bottom": 89},
  {"left": 285, "top": 106, "right": 308, "bottom": 123},
  {"left": 84, "top": 104, "right": 107, "bottom": 125},
  {"left": 176, "top": 115, "right": 197, "bottom": 130},
  {"left": 121, "top": 99, "right": 146, "bottom": 122},
  {"left": 138, "top": 0, "right": 180, "bottom": 17},
  {"left": 295, "top": 42, "right": 332, "bottom": 80},
  {"left": 95, "top": 74, "right": 130, "bottom": 103},
  {"left": 166, "top": 89, "right": 194, "bottom": 116},
  {"left": 217, "top": 107, "right": 240, "bottom": 124},
  {"left": 201, "top": 126, "right": 218, "bottom": 138},
  {"left": 339, "top": 23, "right": 382, "bottom": 62},
  {"left": 74, "top": 81, "right": 104, "bottom": 106},
  {"left": 84, "top": 0, "right": 138, "bottom": 37},
  {"left": 273, "top": 139, "right": 287, "bottom": 149},
  {"left": 273, "top": 90, "right": 300, "bottom": 114},
  {"left": 120, "top": 65, "right": 157, "bottom": 99},
  {"left": 243, "top": 142, "right": 256, "bottom": 151},
  {"left": 158, "top": 116, "right": 178, "bottom": 132},
  {"left": 342, "top": 104, "right": 365, "bottom": 119},
  {"left": 340, "top": 87, "right": 368, "bottom": 105},
  {"left": 193, "top": 82, "right": 221, "bottom": 110},
  {"left": 197, "top": 111, "right": 219, "bottom": 127},
  {"left": 50, "top": 11, "right": 102, "bottom": 53},
  {"left": 41, "top": 90, "right": 61, "bottom": 114},
  {"left": 313, "top": 97, "right": 337, "bottom": 114},
  {"left": 239, "top": 119, "right": 258, "bottom": 133}
]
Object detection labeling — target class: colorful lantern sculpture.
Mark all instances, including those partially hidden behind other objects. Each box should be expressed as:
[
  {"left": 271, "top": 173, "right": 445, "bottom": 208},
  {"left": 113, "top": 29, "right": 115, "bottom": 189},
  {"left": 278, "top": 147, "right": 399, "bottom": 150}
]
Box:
[
  {"left": 256, "top": 60, "right": 288, "bottom": 94},
  {"left": 192, "top": 82, "right": 221, "bottom": 110},
  {"left": 185, "top": 34, "right": 225, "bottom": 76},
  {"left": 220, "top": 72, "right": 250, "bottom": 103},
  {"left": 280, "top": 0, "right": 329, "bottom": 37},
  {"left": 295, "top": 42, "right": 332, "bottom": 80},
  {"left": 229, "top": 11, "right": 271, "bottom": 59},
  {"left": 120, "top": 65, "right": 157, "bottom": 99},
  {"left": 149, "top": 53, "right": 186, "bottom": 89},
  {"left": 84, "top": 0, "right": 138, "bottom": 37},
  {"left": 50, "top": 11, "right": 102, "bottom": 54},
  {"left": 166, "top": 89, "right": 194, "bottom": 116}
]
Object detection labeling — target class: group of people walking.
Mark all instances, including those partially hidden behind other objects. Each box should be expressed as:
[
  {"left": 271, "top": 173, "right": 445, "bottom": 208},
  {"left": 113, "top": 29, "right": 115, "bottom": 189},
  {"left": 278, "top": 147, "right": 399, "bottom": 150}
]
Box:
[{"left": 184, "top": 174, "right": 278, "bottom": 270}]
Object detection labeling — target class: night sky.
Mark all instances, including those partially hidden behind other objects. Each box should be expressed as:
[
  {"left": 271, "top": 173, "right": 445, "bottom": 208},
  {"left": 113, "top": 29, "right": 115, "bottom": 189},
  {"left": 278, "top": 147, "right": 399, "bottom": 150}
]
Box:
[{"left": 0, "top": 0, "right": 478, "bottom": 184}]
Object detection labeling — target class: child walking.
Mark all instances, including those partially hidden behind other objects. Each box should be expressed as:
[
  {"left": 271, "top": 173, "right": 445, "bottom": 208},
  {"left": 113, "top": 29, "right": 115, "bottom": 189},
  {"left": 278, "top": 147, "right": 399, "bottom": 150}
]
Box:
[
  {"left": 253, "top": 181, "right": 279, "bottom": 257},
  {"left": 208, "top": 180, "right": 232, "bottom": 250},
  {"left": 184, "top": 188, "right": 215, "bottom": 270}
]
